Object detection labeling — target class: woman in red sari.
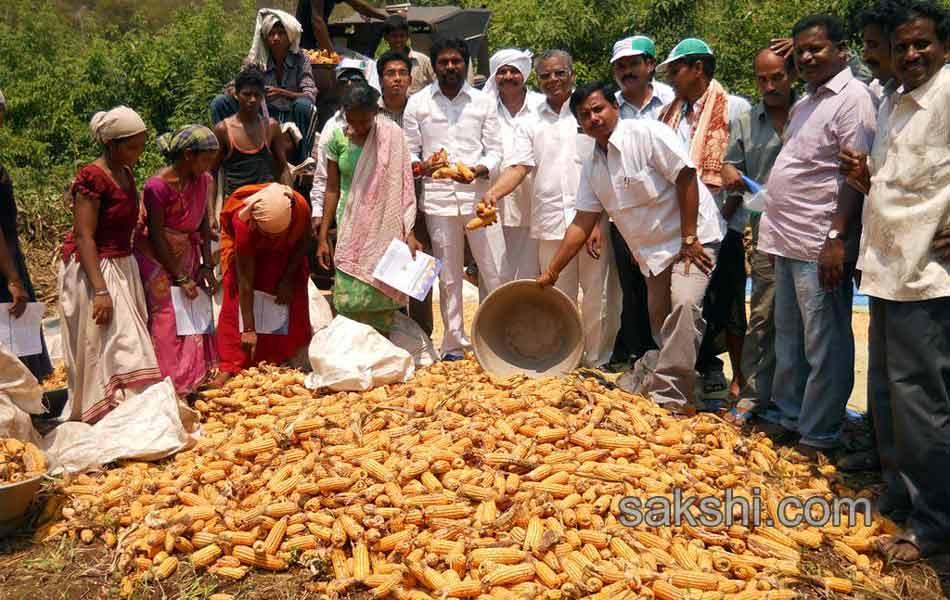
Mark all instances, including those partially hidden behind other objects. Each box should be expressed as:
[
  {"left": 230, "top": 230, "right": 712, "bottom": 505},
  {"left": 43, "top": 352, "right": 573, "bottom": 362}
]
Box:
[{"left": 214, "top": 183, "right": 311, "bottom": 383}]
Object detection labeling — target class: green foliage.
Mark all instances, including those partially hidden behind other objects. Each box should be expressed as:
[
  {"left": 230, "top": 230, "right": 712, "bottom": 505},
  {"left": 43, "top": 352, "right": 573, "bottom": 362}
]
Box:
[
  {"left": 469, "top": 0, "right": 879, "bottom": 98},
  {"left": 0, "top": 0, "right": 258, "bottom": 230}
]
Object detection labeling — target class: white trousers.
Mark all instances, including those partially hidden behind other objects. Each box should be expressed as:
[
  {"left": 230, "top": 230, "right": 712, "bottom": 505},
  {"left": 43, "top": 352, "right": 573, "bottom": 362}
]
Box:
[
  {"left": 538, "top": 216, "right": 622, "bottom": 368},
  {"left": 502, "top": 225, "right": 540, "bottom": 282},
  {"left": 427, "top": 213, "right": 507, "bottom": 355}
]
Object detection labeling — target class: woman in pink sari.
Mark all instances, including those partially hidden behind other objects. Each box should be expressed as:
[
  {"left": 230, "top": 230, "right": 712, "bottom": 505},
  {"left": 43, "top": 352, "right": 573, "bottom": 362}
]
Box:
[{"left": 134, "top": 125, "right": 220, "bottom": 393}]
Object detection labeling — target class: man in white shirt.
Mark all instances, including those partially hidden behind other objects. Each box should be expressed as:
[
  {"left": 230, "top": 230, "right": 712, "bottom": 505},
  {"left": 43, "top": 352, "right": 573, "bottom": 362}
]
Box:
[
  {"left": 403, "top": 37, "right": 506, "bottom": 360},
  {"left": 657, "top": 38, "right": 752, "bottom": 400},
  {"left": 611, "top": 35, "right": 675, "bottom": 121},
  {"left": 483, "top": 48, "right": 545, "bottom": 282},
  {"left": 538, "top": 82, "right": 725, "bottom": 411},
  {"left": 481, "top": 50, "right": 621, "bottom": 369},
  {"left": 839, "top": 2, "right": 950, "bottom": 562},
  {"left": 609, "top": 35, "right": 674, "bottom": 368}
]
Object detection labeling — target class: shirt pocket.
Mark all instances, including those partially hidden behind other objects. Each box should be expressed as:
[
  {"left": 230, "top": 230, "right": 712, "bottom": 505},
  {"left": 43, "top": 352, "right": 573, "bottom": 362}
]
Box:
[{"left": 615, "top": 169, "right": 660, "bottom": 210}]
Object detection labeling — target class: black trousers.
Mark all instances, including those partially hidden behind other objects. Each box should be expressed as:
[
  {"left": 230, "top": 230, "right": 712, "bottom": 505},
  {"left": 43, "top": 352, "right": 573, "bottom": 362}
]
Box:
[
  {"left": 870, "top": 296, "right": 950, "bottom": 554},
  {"left": 696, "top": 229, "right": 746, "bottom": 373},
  {"left": 609, "top": 223, "right": 657, "bottom": 362}
]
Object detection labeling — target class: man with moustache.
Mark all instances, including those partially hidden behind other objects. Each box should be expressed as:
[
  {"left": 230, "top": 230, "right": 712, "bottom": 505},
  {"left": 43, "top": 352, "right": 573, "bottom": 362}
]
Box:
[
  {"left": 719, "top": 48, "right": 796, "bottom": 430},
  {"left": 480, "top": 50, "right": 621, "bottom": 369},
  {"left": 857, "top": 1, "right": 902, "bottom": 107},
  {"left": 758, "top": 14, "right": 877, "bottom": 460},
  {"left": 483, "top": 49, "right": 545, "bottom": 281},
  {"left": 657, "top": 39, "right": 751, "bottom": 402},
  {"left": 537, "top": 82, "right": 724, "bottom": 410},
  {"left": 404, "top": 37, "right": 505, "bottom": 361},
  {"left": 607, "top": 35, "right": 675, "bottom": 368},
  {"left": 839, "top": 0, "right": 950, "bottom": 561}
]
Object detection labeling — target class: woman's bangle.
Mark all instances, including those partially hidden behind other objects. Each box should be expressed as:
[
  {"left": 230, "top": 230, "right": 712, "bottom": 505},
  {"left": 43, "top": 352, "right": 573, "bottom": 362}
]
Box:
[
  {"left": 173, "top": 275, "right": 191, "bottom": 285},
  {"left": 94, "top": 288, "right": 110, "bottom": 297}
]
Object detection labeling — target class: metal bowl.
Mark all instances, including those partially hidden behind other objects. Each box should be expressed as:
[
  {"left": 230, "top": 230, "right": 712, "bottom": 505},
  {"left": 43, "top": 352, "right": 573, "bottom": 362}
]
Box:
[
  {"left": 471, "top": 280, "right": 584, "bottom": 378},
  {"left": 0, "top": 473, "right": 46, "bottom": 535}
]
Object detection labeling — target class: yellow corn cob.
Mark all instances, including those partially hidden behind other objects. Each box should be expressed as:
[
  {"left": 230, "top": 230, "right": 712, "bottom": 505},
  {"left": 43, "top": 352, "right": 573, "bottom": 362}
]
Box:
[
  {"left": 425, "top": 504, "right": 472, "bottom": 520},
  {"left": 441, "top": 579, "right": 483, "bottom": 598},
  {"left": 788, "top": 529, "right": 822, "bottom": 549},
  {"left": 317, "top": 476, "right": 351, "bottom": 493},
  {"left": 184, "top": 505, "right": 217, "bottom": 521},
  {"left": 265, "top": 501, "right": 298, "bottom": 518},
  {"left": 765, "top": 590, "right": 798, "bottom": 600},
  {"left": 362, "top": 458, "right": 395, "bottom": 483},
  {"left": 378, "top": 528, "right": 414, "bottom": 552},
  {"left": 470, "top": 547, "right": 526, "bottom": 565},
  {"left": 282, "top": 534, "right": 317, "bottom": 552},
  {"left": 178, "top": 491, "right": 210, "bottom": 507},
  {"left": 268, "top": 474, "right": 302, "bottom": 496},
  {"left": 238, "top": 437, "right": 276, "bottom": 456},
  {"left": 211, "top": 566, "right": 248, "bottom": 580},
  {"left": 653, "top": 580, "right": 685, "bottom": 600},
  {"left": 353, "top": 540, "right": 371, "bottom": 579},
  {"left": 481, "top": 563, "right": 535, "bottom": 587},
  {"left": 263, "top": 517, "right": 288, "bottom": 555},
  {"left": 191, "top": 531, "right": 217, "bottom": 549},
  {"left": 532, "top": 558, "right": 560, "bottom": 588},
  {"left": 536, "top": 427, "right": 568, "bottom": 443},
  {"left": 369, "top": 575, "right": 403, "bottom": 598},
  {"left": 153, "top": 556, "right": 179, "bottom": 581},
  {"left": 209, "top": 595, "right": 236, "bottom": 600},
  {"left": 232, "top": 545, "right": 288, "bottom": 571},
  {"left": 670, "top": 570, "right": 720, "bottom": 591},
  {"left": 190, "top": 543, "right": 222, "bottom": 568}
]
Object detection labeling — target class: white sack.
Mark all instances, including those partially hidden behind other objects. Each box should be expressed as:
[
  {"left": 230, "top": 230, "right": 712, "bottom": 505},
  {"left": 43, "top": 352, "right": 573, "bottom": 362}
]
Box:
[
  {"left": 41, "top": 378, "right": 198, "bottom": 474},
  {"left": 0, "top": 342, "right": 44, "bottom": 443},
  {"left": 389, "top": 312, "right": 438, "bottom": 368},
  {"left": 306, "top": 316, "right": 414, "bottom": 391},
  {"left": 308, "top": 278, "right": 334, "bottom": 334}
]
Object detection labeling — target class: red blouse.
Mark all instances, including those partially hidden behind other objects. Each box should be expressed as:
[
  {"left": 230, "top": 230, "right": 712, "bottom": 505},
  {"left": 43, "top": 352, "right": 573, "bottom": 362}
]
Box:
[{"left": 62, "top": 164, "right": 141, "bottom": 261}]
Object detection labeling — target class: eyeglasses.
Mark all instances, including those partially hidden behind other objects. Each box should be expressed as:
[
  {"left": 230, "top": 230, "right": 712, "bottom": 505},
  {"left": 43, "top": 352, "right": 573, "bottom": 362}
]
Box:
[{"left": 538, "top": 69, "right": 571, "bottom": 81}]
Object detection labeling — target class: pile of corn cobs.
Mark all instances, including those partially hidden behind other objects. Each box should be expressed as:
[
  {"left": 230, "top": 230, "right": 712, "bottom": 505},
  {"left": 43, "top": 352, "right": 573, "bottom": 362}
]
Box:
[{"left": 48, "top": 360, "right": 901, "bottom": 599}]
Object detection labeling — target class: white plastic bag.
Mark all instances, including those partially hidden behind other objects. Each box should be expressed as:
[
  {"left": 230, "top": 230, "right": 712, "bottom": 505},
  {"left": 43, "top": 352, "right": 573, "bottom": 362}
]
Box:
[
  {"left": 308, "top": 278, "right": 334, "bottom": 334},
  {"left": 306, "top": 316, "right": 414, "bottom": 391},
  {"left": 389, "top": 312, "right": 438, "bottom": 368},
  {"left": 41, "top": 378, "right": 199, "bottom": 474}
]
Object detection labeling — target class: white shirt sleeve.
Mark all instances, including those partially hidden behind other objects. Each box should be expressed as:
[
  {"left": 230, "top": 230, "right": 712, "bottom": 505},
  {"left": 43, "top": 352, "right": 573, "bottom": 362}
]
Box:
[
  {"left": 479, "top": 98, "right": 503, "bottom": 172},
  {"left": 646, "top": 121, "right": 694, "bottom": 184},
  {"left": 403, "top": 94, "right": 424, "bottom": 163},
  {"left": 504, "top": 121, "right": 536, "bottom": 169},
  {"left": 309, "top": 117, "right": 341, "bottom": 220},
  {"left": 574, "top": 159, "right": 604, "bottom": 214}
]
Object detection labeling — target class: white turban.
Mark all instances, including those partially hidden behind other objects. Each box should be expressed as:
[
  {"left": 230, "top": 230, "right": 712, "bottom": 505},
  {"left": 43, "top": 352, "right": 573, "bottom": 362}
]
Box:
[
  {"left": 89, "top": 106, "right": 147, "bottom": 144},
  {"left": 248, "top": 8, "right": 303, "bottom": 69},
  {"left": 482, "top": 48, "right": 533, "bottom": 99}
]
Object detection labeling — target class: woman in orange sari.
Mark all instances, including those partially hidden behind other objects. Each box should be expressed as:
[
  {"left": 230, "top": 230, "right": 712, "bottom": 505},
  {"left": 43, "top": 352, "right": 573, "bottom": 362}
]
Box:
[{"left": 214, "top": 183, "right": 311, "bottom": 383}]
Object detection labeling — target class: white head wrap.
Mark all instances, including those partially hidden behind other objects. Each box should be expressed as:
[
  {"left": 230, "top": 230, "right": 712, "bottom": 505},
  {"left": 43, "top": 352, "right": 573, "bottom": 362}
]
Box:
[
  {"left": 0, "top": 89, "right": 6, "bottom": 110},
  {"left": 248, "top": 8, "right": 303, "bottom": 69},
  {"left": 89, "top": 106, "right": 147, "bottom": 144},
  {"left": 482, "top": 48, "right": 533, "bottom": 99}
]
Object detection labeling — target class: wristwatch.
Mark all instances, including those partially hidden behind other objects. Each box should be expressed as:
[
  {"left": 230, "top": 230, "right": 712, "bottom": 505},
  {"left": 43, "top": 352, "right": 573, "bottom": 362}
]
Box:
[
  {"left": 682, "top": 235, "right": 697, "bottom": 245},
  {"left": 827, "top": 228, "right": 842, "bottom": 241}
]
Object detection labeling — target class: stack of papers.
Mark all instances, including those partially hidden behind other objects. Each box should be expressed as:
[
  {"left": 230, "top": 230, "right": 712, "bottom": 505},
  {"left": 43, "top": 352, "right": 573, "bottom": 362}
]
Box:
[
  {"left": 238, "top": 291, "right": 290, "bottom": 335},
  {"left": 170, "top": 288, "right": 215, "bottom": 336},
  {"left": 0, "top": 302, "right": 46, "bottom": 356},
  {"left": 372, "top": 239, "right": 442, "bottom": 302}
]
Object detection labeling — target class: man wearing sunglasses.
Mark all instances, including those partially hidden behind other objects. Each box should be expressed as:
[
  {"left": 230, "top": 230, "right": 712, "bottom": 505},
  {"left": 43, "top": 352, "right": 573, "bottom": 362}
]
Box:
[{"left": 480, "top": 49, "right": 622, "bottom": 369}]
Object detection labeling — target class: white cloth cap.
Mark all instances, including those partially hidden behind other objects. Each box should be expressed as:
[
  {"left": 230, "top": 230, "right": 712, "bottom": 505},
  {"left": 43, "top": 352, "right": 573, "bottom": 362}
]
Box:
[
  {"left": 248, "top": 8, "right": 303, "bottom": 69},
  {"left": 482, "top": 48, "right": 533, "bottom": 99}
]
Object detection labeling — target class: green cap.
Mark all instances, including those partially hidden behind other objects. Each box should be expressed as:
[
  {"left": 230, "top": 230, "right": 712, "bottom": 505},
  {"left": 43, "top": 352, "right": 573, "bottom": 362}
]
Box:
[
  {"left": 657, "top": 38, "right": 714, "bottom": 72},
  {"left": 610, "top": 36, "right": 657, "bottom": 63}
]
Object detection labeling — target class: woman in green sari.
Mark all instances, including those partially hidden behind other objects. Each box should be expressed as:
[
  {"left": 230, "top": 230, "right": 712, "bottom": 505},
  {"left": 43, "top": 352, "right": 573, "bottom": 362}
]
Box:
[{"left": 317, "top": 82, "right": 420, "bottom": 334}]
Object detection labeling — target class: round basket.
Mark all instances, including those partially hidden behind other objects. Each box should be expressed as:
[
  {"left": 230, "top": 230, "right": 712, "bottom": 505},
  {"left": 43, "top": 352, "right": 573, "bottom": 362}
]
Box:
[{"left": 471, "top": 280, "right": 584, "bottom": 378}]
